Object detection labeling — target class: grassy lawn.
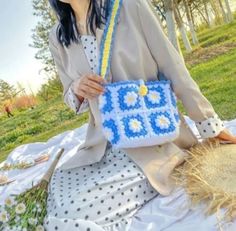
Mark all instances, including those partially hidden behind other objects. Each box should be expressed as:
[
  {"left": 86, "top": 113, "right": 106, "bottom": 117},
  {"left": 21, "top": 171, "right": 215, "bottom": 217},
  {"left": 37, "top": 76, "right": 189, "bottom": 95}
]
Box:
[
  {"left": 189, "top": 47, "right": 236, "bottom": 120},
  {"left": 0, "top": 19, "right": 236, "bottom": 163},
  {"left": 183, "top": 20, "right": 236, "bottom": 119},
  {"left": 0, "top": 98, "right": 88, "bottom": 163},
  {"left": 197, "top": 20, "right": 236, "bottom": 48}
]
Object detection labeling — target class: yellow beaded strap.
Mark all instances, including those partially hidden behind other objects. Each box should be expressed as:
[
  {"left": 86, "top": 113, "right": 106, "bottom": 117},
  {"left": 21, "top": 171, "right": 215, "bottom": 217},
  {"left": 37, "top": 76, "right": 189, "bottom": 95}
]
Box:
[
  {"left": 98, "top": 0, "right": 123, "bottom": 80},
  {"left": 98, "top": 0, "right": 148, "bottom": 96}
]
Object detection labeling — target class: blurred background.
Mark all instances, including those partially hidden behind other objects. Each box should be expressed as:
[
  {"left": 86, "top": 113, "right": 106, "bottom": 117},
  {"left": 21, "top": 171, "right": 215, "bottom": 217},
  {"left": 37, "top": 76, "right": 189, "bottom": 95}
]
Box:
[{"left": 0, "top": 0, "right": 236, "bottom": 162}]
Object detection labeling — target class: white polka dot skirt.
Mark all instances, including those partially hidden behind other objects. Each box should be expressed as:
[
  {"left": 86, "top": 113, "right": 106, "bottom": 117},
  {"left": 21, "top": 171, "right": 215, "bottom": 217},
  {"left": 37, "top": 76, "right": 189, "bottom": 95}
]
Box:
[{"left": 44, "top": 147, "right": 158, "bottom": 231}]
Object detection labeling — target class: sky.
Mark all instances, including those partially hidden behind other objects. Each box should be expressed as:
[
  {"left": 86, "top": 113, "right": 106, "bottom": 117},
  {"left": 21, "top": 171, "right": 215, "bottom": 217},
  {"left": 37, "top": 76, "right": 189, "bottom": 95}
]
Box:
[{"left": 0, "top": 0, "right": 48, "bottom": 93}]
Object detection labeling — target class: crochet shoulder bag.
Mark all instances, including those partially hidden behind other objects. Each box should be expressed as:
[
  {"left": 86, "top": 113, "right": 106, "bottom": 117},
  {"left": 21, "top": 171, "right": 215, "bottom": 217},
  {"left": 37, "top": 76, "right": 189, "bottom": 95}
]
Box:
[{"left": 98, "top": 0, "right": 180, "bottom": 148}]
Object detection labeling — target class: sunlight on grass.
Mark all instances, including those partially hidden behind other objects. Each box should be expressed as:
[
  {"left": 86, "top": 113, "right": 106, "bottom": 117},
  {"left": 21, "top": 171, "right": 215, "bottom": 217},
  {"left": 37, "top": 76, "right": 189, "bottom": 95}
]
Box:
[
  {"left": 190, "top": 48, "right": 236, "bottom": 120},
  {"left": 0, "top": 97, "right": 88, "bottom": 162}
]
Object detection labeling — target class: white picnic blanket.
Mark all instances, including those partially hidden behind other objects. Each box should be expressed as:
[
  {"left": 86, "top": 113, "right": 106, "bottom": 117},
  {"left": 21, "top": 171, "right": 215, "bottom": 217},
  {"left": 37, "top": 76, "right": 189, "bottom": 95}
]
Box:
[{"left": 1, "top": 117, "right": 236, "bottom": 231}]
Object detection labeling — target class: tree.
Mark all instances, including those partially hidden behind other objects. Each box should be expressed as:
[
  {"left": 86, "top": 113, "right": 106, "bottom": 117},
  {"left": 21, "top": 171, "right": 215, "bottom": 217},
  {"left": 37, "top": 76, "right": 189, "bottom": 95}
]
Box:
[
  {"left": 152, "top": 1, "right": 166, "bottom": 23},
  {"left": 183, "top": 0, "right": 199, "bottom": 45},
  {"left": 210, "top": 0, "right": 223, "bottom": 23},
  {"left": 163, "top": 0, "right": 182, "bottom": 53},
  {"left": 217, "top": 0, "right": 228, "bottom": 23},
  {"left": 224, "top": 0, "right": 234, "bottom": 22},
  {"left": 174, "top": 2, "right": 192, "bottom": 52},
  {"left": 0, "top": 80, "right": 17, "bottom": 102},
  {"left": 31, "top": 0, "right": 63, "bottom": 98},
  {"left": 190, "top": 0, "right": 212, "bottom": 27},
  {"left": 37, "top": 84, "right": 51, "bottom": 102},
  {"left": 37, "top": 76, "right": 63, "bottom": 102},
  {"left": 203, "top": 0, "right": 212, "bottom": 26},
  {"left": 30, "top": 0, "right": 57, "bottom": 74}
]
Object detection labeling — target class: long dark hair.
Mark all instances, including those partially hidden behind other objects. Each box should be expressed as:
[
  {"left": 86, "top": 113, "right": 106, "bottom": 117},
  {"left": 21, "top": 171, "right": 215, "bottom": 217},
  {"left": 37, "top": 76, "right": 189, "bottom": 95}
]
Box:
[{"left": 49, "top": 0, "right": 111, "bottom": 47}]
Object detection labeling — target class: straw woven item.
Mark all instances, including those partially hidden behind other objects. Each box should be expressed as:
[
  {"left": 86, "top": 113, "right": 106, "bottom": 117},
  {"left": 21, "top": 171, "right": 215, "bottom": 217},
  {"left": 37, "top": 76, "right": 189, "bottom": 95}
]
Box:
[{"left": 173, "top": 141, "right": 236, "bottom": 222}]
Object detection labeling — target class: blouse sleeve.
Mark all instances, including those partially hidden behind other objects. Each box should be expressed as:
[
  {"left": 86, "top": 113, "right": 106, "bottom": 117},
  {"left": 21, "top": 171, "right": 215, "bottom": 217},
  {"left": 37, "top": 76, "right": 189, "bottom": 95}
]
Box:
[
  {"left": 136, "top": 0, "right": 225, "bottom": 138},
  {"left": 195, "top": 115, "right": 225, "bottom": 138},
  {"left": 67, "top": 87, "right": 89, "bottom": 114},
  {"left": 48, "top": 28, "right": 88, "bottom": 115}
]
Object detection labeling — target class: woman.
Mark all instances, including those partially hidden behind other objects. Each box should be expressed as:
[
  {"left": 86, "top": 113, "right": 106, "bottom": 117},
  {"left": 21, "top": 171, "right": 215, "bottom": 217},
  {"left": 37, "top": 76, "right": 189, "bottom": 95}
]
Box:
[{"left": 46, "top": 0, "right": 236, "bottom": 230}]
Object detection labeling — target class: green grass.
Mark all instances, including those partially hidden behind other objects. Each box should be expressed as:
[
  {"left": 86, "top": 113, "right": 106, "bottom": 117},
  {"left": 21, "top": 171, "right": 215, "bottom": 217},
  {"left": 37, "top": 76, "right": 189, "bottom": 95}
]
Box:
[
  {"left": 197, "top": 20, "right": 236, "bottom": 48},
  {"left": 189, "top": 47, "right": 236, "bottom": 120},
  {"left": 178, "top": 18, "right": 236, "bottom": 119},
  {"left": 0, "top": 97, "right": 88, "bottom": 163},
  {"left": 0, "top": 19, "right": 236, "bottom": 163}
]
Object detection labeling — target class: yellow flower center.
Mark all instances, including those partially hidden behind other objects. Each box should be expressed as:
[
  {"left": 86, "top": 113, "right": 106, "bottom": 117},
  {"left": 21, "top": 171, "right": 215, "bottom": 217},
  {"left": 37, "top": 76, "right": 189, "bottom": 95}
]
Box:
[
  {"left": 150, "top": 93, "right": 158, "bottom": 100},
  {"left": 5, "top": 199, "right": 11, "bottom": 205},
  {"left": 159, "top": 118, "right": 167, "bottom": 125},
  {"left": 131, "top": 121, "right": 140, "bottom": 129},
  {"left": 127, "top": 96, "right": 135, "bottom": 103}
]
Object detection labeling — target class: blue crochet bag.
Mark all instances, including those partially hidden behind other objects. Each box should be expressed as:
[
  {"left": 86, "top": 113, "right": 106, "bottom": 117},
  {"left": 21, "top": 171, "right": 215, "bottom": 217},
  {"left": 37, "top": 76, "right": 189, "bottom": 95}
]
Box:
[{"left": 98, "top": 0, "right": 180, "bottom": 148}]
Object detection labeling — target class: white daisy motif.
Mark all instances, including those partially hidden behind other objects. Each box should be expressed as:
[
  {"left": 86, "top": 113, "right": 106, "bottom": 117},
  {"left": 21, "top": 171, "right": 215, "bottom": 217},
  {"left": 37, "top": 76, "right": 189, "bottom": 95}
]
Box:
[
  {"left": 28, "top": 217, "right": 38, "bottom": 225},
  {"left": 155, "top": 115, "right": 170, "bottom": 129},
  {"left": 5, "top": 197, "right": 16, "bottom": 207},
  {"left": 0, "top": 211, "right": 9, "bottom": 223},
  {"left": 36, "top": 203, "right": 42, "bottom": 212},
  {"left": 99, "top": 95, "right": 106, "bottom": 109},
  {"left": 129, "top": 119, "right": 142, "bottom": 133},
  {"left": 103, "top": 127, "right": 114, "bottom": 141},
  {"left": 124, "top": 92, "right": 138, "bottom": 107},
  {"left": 3, "top": 226, "right": 11, "bottom": 231},
  {"left": 15, "top": 216, "right": 20, "bottom": 222},
  {"left": 35, "top": 225, "right": 45, "bottom": 231},
  {"left": 15, "top": 203, "right": 26, "bottom": 215},
  {"left": 148, "top": 91, "right": 161, "bottom": 104}
]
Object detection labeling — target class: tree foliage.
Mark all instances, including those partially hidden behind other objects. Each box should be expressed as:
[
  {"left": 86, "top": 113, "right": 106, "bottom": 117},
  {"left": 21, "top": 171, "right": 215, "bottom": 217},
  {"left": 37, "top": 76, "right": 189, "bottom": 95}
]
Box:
[
  {"left": 30, "top": 0, "right": 64, "bottom": 100},
  {"left": 37, "top": 77, "right": 63, "bottom": 101},
  {"left": 30, "top": 0, "right": 57, "bottom": 74},
  {"left": 0, "top": 79, "right": 17, "bottom": 102}
]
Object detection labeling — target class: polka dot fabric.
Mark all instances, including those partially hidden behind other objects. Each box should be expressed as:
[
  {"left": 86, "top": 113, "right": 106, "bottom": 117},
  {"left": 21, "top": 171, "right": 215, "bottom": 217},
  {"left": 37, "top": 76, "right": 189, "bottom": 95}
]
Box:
[
  {"left": 195, "top": 114, "right": 225, "bottom": 138},
  {"left": 44, "top": 147, "right": 157, "bottom": 230},
  {"left": 80, "top": 35, "right": 98, "bottom": 73}
]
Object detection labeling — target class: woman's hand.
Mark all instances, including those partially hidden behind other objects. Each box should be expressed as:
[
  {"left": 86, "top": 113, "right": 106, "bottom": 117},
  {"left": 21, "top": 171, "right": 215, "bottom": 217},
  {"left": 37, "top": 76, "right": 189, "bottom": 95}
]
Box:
[
  {"left": 72, "top": 74, "right": 105, "bottom": 102},
  {"left": 216, "top": 129, "right": 236, "bottom": 144}
]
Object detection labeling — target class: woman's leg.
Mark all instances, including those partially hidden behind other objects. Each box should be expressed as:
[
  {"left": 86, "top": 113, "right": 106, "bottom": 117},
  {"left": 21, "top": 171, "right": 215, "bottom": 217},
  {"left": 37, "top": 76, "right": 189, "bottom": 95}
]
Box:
[{"left": 44, "top": 148, "right": 158, "bottom": 230}]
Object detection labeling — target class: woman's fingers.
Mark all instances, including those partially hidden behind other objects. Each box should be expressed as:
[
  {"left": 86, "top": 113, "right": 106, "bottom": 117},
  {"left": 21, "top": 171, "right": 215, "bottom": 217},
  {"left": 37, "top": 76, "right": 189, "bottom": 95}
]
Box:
[
  {"left": 81, "top": 84, "right": 102, "bottom": 96},
  {"left": 77, "top": 89, "right": 96, "bottom": 100},
  {"left": 88, "top": 74, "right": 106, "bottom": 84},
  {"left": 81, "top": 74, "right": 105, "bottom": 97},
  {"left": 73, "top": 74, "right": 106, "bottom": 100},
  {"left": 85, "top": 79, "right": 104, "bottom": 93}
]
